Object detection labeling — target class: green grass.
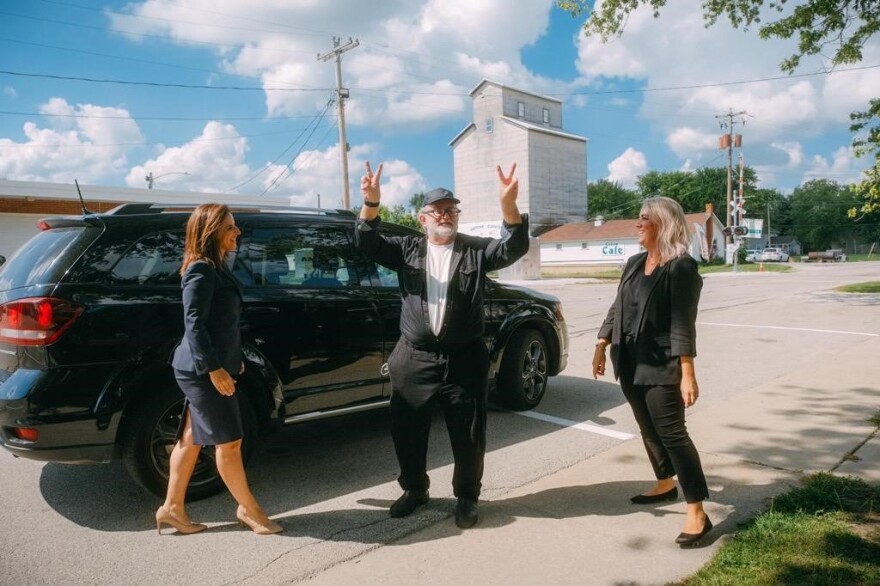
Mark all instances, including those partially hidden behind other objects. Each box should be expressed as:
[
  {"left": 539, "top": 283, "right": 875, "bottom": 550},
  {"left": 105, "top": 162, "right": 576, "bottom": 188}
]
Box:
[
  {"left": 680, "top": 474, "right": 880, "bottom": 586},
  {"left": 699, "top": 263, "right": 792, "bottom": 274},
  {"left": 842, "top": 254, "right": 880, "bottom": 262},
  {"left": 869, "top": 410, "right": 880, "bottom": 427},
  {"left": 834, "top": 282, "right": 880, "bottom": 293},
  {"left": 540, "top": 269, "right": 623, "bottom": 280}
]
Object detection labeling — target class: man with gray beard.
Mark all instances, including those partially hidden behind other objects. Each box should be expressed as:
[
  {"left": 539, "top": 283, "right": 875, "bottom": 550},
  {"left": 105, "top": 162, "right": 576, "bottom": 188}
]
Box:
[{"left": 355, "top": 161, "right": 528, "bottom": 528}]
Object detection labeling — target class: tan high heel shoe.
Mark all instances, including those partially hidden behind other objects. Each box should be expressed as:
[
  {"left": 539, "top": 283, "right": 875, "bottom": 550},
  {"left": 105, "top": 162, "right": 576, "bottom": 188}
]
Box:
[
  {"left": 236, "top": 505, "right": 283, "bottom": 535},
  {"left": 155, "top": 505, "right": 208, "bottom": 535}
]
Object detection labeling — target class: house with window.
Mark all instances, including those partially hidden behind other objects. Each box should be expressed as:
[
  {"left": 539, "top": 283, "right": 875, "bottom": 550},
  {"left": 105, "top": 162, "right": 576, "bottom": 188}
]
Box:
[{"left": 539, "top": 205, "right": 724, "bottom": 270}]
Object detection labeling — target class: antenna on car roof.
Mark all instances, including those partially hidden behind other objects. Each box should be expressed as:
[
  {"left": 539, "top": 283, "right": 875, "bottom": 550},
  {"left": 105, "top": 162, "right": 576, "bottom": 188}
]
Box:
[{"left": 74, "top": 179, "right": 94, "bottom": 215}]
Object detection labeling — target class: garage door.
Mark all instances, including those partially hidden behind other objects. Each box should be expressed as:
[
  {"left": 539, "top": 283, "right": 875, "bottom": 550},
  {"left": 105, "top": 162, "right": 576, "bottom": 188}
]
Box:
[{"left": 0, "top": 214, "right": 44, "bottom": 260}]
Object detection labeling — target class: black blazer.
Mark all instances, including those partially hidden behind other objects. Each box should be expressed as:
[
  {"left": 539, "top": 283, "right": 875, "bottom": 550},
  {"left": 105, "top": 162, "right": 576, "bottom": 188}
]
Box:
[
  {"left": 171, "top": 260, "right": 243, "bottom": 375},
  {"left": 598, "top": 251, "right": 702, "bottom": 385}
]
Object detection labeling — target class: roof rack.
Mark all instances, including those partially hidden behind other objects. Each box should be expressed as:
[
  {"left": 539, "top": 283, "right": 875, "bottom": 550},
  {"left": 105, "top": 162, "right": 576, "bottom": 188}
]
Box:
[{"left": 104, "top": 202, "right": 356, "bottom": 217}]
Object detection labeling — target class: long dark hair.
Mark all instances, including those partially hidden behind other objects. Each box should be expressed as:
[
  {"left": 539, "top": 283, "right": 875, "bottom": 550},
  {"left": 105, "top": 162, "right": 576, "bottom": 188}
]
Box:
[{"left": 180, "top": 203, "right": 231, "bottom": 276}]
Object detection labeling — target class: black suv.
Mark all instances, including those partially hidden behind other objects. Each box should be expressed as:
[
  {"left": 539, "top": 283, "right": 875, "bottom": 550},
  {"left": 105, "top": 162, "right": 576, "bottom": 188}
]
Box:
[{"left": 0, "top": 203, "right": 568, "bottom": 499}]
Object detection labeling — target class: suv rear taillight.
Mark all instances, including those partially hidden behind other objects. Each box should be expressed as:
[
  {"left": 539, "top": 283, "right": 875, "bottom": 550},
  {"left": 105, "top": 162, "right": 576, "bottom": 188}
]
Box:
[{"left": 0, "top": 298, "right": 84, "bottom": 346}]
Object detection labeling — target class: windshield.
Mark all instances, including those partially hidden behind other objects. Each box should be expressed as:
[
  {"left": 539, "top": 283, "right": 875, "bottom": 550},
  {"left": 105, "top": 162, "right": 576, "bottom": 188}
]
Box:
[{"left": 0, "top": 227, "right": 99, "bottom": 290}]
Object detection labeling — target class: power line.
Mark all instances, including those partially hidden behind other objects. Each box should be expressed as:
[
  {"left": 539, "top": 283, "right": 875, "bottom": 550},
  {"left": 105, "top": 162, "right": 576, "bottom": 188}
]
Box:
[
  {"left": 0, "top": 109, "right": 338, "bottom": 122},
  {"left": 0, "top": 69, "right": 329, "bottom": 92},
  {"left": 3, "top": 63, "right": 877, "bottom": 98}
]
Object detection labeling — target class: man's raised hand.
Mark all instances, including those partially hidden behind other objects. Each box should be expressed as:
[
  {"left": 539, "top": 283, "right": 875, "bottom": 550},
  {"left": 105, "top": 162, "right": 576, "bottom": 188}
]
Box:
[
  {"left": 497, "top": 163, "right": 518, "bottom": 205},
  {"left": 361, "top": 161, "right": 383, "bottom": 203}
]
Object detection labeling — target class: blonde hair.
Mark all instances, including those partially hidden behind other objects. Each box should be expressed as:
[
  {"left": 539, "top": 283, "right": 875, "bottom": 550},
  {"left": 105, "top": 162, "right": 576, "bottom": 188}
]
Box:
[
  {"left": 641, "top": 196, "right": 690, "bottom": 265},
  {"left": 180, "top": 203, "right": 231, "bottom": 276}
]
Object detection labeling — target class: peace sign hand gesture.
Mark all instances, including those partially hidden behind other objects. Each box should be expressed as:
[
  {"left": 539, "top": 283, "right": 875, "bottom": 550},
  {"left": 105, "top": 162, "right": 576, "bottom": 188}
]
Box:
[
  {"left": 497, "top": 163, "right": 518, "bottom": 207},
  {"left": 361, "top": 161, "right": 383, "bottom": 204}
]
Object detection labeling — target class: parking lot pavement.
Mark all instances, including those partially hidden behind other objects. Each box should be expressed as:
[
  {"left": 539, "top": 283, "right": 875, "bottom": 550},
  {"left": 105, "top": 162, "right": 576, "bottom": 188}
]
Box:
[{"left": 301, "top": 331, "right": 880, "bottom": 586}]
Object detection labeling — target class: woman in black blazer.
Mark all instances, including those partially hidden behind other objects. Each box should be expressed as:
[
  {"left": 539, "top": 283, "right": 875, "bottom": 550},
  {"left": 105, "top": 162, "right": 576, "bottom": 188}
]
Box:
[
  {"left": 157, "top": 203, "right": 281, "bottom": 536},
  {"left": 592, "top": 196, "right": 711, "bottom": 547}
]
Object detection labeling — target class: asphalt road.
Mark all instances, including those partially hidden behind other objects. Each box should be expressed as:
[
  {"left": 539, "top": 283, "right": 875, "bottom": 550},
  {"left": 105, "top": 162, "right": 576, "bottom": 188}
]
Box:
[{"left": 1, "top": 261, "right": 878, "bottom": 584}]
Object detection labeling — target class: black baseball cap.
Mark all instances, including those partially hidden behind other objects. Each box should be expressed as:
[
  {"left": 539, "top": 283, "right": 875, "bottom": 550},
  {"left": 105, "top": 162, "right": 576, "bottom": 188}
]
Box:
[{"left": 423, "top": 187, "right": 460, "bottom": 206}]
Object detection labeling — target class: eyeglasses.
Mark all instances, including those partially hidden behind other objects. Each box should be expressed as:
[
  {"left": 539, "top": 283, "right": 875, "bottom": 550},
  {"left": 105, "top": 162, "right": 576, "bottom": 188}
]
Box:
[{"left": 422, "top": 207, "right": 461, "bottom": 220}]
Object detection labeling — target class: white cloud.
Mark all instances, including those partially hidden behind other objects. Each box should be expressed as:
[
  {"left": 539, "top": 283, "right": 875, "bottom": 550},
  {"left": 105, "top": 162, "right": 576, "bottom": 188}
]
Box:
[
  {"left": 109, "top": 0, "right": 557, "bottom": 130},
  {"left": 607, "top": 147, "right": 647, "bottom": 188},
  {"left": 244, "top": 143, "right": 428, "bottom": 208},
  {"left": 3, "top": 86, "right": 16, "bottom": 99},
  {"left": 771, "top": 142, "right": 804, "bottom": 167},
  {"left": 803, "top": 146, "right": 865, "bottom": 185},
  {"left": 0, "top": 99, "right": 143, "bottom": 183},
  {"left": 572, "top": 0, "right": 880, "bottom": 185},
  {"left": 125, "top": 121, "right": 249, "bottom": 192},
  {"left": 666, "top": 127, "right": 718, "bottom": 158}
]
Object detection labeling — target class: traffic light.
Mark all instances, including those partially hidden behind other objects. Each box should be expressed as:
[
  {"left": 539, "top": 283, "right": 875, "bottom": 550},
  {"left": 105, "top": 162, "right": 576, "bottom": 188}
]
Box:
[
  {"left": 734, "top": 226, "right": 748, "bottom": 236},
  {"left": 722, "top": 226, "right": 733, "bottom": 237}
]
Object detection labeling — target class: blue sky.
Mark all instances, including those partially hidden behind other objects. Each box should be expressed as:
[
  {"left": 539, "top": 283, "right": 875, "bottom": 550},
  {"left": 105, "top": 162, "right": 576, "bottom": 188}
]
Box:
[{"left": 0, "top": 0, "right": 877, "bottom": 210}]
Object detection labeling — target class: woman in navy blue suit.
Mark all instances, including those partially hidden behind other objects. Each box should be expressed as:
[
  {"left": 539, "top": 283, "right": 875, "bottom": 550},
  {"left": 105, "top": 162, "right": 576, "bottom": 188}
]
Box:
[
  {"left": 592, "top": 196, "right": 711, "bottom": 547},
  {"left": 156, "top": 203, "right": 282, "bottom": 536}
]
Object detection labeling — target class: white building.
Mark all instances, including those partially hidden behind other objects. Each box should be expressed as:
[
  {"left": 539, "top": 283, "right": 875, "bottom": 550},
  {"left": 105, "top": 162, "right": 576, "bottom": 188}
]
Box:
[
  {"left": 539, "top": 207, "right": 725, "bottom": 268},
  {"left": 450, "top": 80, "right": 587, "bottom": 238}
]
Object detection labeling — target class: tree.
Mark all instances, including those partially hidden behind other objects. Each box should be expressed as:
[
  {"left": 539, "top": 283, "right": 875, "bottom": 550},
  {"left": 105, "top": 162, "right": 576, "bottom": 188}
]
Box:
[
  {"left": 557, "top": 0, "right": 880, "bottom": 222},
  {"left": 381, "top": 204, "right": 421, "bottom": 230},
  {"left": 352, "top": 192, "right": 425, "bottom": 231},
  {"left": 634, "top": 167, "right": 759, "bottom": 217},
  {"left": 587, "top": 179, "right": 641, "bottom": 218},
  {"left": 789, "top": 179, "right": 862, "bottom": 250}
]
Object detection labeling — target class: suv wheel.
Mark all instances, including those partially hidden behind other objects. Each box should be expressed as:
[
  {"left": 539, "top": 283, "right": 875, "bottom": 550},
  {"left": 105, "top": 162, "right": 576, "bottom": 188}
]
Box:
[
  {"left": 121, "top": 381, "right": 257, "bottom": 500},
  {"left": 498, "top": 328, "right": 548, "bottom": 410}
]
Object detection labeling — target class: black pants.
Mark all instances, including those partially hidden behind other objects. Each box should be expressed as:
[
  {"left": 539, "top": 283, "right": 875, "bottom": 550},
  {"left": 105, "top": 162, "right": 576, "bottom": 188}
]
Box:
[
  {"left": 620, "top": 373, "right": 709, "bottom": 504},
  {"left": 387, "top": 338, "right": 489, "bottom": 501}
]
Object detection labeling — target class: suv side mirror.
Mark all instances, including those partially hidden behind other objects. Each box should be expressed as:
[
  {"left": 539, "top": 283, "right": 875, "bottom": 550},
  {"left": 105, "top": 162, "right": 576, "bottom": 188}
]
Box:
[{"left": 0, "top": 255, "right": 5, "bottom": 267}]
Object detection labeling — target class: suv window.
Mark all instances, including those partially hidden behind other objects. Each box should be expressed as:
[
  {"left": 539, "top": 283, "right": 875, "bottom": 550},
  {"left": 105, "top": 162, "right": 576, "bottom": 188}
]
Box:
[
  {"left": 108, "top": 231, "right": 185, "bottom": 285},
  {"left": 236, "top": 224, "right": 373, "bottom": 288},
  {"left": 0, "top": 227, "right": 99, "bottom": 289}
]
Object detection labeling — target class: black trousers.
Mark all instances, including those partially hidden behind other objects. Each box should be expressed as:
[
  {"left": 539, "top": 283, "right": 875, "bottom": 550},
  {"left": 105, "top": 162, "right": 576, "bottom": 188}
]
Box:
[
  {"left": 387, "top": 338, "right": 489, "bottom": 501},
  {"left": 619, "top": 372, "right": 710, "bottom": 504}
]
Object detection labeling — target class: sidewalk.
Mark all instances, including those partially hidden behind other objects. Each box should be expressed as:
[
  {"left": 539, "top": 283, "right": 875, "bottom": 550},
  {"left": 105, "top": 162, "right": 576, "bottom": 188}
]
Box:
[{"left": 280, "top": 336, "right": 880, "bottom": 585}]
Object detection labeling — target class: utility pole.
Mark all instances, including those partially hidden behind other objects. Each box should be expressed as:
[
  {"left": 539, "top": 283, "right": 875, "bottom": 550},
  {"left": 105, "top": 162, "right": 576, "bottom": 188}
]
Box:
[
  {"left": 716, "top": 108, "right": 748, "bottom": 262},
  {"left": 318, "top": 37, "right": 359, "bottom": 210}
]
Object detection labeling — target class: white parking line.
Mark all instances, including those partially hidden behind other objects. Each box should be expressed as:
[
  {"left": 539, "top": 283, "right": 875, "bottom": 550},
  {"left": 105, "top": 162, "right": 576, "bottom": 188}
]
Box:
[
  {"left": 513, "top": 410, "right": 635, "bottom": 440},
  {"left": 697, "top": 322, "right": 879, "bottom": 337}
]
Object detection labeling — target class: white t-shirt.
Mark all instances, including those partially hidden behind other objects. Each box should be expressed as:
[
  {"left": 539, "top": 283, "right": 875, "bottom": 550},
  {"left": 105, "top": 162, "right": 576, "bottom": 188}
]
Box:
[{"left": 426, "top": 241, "right": 454, "bottom": 336}]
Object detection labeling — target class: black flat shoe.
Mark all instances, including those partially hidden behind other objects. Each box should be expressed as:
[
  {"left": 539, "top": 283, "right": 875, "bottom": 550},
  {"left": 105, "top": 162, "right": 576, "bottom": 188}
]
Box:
[
  {"left": 454, "top": 498, "right": 479, "bottom": 529},
  {"left": 675, "top": 516, "right": 713, "bottom": 546},
  {"left": 630, "top": 486, "right": 678, "bottom": 504},
  {"left": 389, "top": 490, "right": 429, "bottom": 518}
]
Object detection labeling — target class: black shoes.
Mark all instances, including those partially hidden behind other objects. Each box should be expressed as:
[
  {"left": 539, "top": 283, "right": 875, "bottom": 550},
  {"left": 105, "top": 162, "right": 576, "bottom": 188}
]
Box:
[
  {"left": 454, "top": 498, "right": 479, "bottom": 529},
  {"left": 389, "top": 491, "right": 478, "bottom": 528},
  {"left": 630, "top": 486, "right": 678, "bottom": 504},
  {"left": 389, "top": 490, "right": 430, "bottom": 518},
  {"left": 675, "top": 516, "right": 713, "bottom": 547}
]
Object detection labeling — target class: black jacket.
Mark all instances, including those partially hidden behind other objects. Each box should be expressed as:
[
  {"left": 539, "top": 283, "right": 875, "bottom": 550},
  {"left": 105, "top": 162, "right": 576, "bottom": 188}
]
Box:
[
  {"left": 171, "top": 260, "right": 244, "bottom": 375},
  {"left": 355, "top": 215, "right": 529, "bottom": 348},
  {"left": 598, "top": 251, "right": 701, "bottom": 385}
]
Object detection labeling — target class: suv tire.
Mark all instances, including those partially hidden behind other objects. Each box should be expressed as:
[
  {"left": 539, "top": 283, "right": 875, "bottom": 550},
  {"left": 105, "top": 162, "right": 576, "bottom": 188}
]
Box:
[
  {"left": 120, "top": 381, "right": 257, "bottom": 500},
  {"left": 497, "top": 328, "right": 548, "bottom": 410}
]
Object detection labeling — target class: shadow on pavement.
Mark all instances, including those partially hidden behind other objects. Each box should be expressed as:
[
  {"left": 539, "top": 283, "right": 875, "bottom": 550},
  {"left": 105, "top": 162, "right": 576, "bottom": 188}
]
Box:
[{"left": 35, "top": 374, "right": 630, "bottom": 533}]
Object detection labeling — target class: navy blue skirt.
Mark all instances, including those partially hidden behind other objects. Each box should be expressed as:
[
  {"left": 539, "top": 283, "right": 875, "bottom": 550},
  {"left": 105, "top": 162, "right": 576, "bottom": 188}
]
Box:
[{"left": 174, "top": 369, "right": 244, "bottom": 446}]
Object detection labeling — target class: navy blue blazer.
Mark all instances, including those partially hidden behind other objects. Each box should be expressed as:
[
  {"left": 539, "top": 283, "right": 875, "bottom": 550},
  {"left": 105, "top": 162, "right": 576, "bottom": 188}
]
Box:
[
  {"left": 598, "top": 251, "right": 702, "bottom": 385},
  {"left": 171, "top": 260, "right": 243, "bottom": 375}
]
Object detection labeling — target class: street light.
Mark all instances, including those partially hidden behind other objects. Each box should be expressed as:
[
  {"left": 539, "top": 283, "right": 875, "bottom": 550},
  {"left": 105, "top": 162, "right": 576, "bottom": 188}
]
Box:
[{"left": 145, "top": 171, "right": 190, "bottom": 189}]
